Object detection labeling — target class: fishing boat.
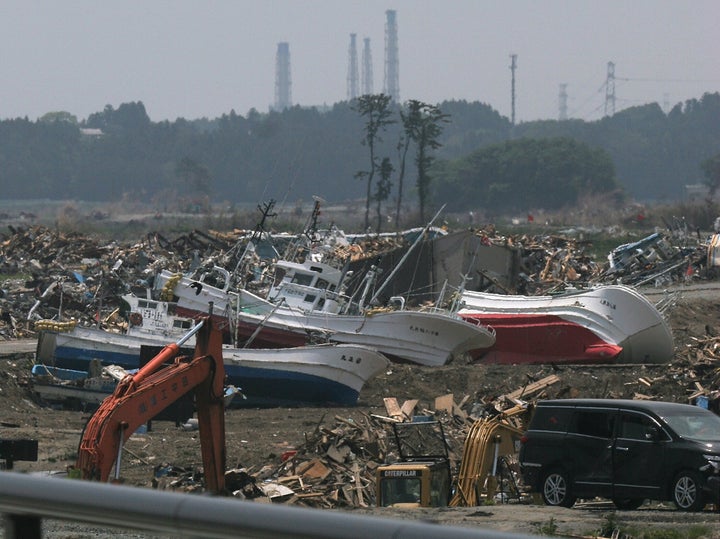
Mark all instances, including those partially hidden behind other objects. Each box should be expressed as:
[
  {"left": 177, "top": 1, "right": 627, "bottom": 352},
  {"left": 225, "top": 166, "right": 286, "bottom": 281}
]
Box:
[
  {"left": 31, "top": 363, "right": 124, "bottom": 409},
  {"left": 34, "top": 295, "right": 390, "bottom": 407},
  {"left": 457, "top": 285, "right": 674, "bottom": 365},
  {"left": 31, "top": 363, "right": 240, "bottom": 411},
  {"left": 155, "top": 260, "right": 497, "bottom": 367}
]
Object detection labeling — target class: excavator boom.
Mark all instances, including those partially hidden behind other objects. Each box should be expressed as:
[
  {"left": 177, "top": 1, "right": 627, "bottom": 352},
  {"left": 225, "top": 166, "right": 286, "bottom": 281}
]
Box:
[{"left": 75, "top": 318, "right": 227, "bottom": 493}]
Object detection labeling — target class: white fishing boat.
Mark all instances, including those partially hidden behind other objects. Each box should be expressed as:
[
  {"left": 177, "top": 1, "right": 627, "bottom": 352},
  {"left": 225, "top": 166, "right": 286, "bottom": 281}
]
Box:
[
  {"left": 34, "top": 294, "right": 390, "bottom": 407},
  {"left": 457, "top": 285, "right": 674, "bottom": 365},
  {"left": 155, "top": 261, "right": 497, "bottom": 367}
]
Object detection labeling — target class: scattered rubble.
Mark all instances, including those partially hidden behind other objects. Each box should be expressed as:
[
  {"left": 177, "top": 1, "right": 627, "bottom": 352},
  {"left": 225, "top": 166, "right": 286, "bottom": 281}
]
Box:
[
  {"left": 147, "top": 361, "right": 720, "bottom": 508},
  {"left": 0, "top": 224, "right": 715, "bottom": 340},
  {"left": 2, "top": 223, "right": 720, "bottom": 511}
]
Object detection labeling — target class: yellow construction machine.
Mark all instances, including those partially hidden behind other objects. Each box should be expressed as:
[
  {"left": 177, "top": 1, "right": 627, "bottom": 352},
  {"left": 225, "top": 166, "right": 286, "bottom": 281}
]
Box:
[
  {"left": 376, "top": 405, "right": 529, "bottom": 508},
  {"left": 375, "top": 421, "right": 451, "bottom": 507},
  {"left": 449, "top": 405, "right": 528, "bottom": 507}
]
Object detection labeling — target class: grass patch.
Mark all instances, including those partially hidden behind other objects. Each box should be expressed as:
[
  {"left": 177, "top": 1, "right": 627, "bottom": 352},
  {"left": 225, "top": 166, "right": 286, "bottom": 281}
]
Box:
[
  {"left": 596, "top": 513, "right": 714, "bottom": 539},
  {"left": 534, "top": 517, "right": 558, "bottom": 536}
]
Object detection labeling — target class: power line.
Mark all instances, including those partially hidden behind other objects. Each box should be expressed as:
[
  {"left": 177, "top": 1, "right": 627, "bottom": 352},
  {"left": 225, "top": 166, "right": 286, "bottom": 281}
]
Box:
[
  {"left": 616, "top": 77, "right": 720, "bottom": 83},
  {"left": 566, "top": 63, "right": 719, "bottom": 121}
]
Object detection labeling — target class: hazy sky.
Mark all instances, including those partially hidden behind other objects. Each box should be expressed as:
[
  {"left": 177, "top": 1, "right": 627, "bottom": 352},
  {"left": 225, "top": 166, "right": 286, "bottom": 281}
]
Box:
[{"left": 2, "top": 0, "right": 718, "bottom": 123}]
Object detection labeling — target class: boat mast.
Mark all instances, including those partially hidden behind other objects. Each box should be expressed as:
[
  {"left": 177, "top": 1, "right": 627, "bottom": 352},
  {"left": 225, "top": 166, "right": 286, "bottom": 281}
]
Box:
[
  {"left": 233, "top": 199, "right": 277, "bottom": 282},
  {"left": 368, "top": 204, "right": 446, "bottom": 306}
]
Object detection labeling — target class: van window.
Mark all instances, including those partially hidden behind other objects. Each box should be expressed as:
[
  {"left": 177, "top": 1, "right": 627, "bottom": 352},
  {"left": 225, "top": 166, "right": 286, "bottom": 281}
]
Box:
[
  {"left": 530, "top": 406, "right": 572, "bottom": 432},
  {"left": 663, "top": 410, "right": 720, "bottom": 441},
  {"left": 571, "top": 410, "right": 615, "bottom": 438},
  {"left": 618, "top": 413, "right": 664, "bottom": 441}
]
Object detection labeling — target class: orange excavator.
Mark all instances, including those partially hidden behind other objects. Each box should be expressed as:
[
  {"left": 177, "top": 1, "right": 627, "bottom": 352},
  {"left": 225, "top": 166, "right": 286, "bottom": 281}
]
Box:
[{"left": 74, "top": 316, "right": 227, "bottom": 493}]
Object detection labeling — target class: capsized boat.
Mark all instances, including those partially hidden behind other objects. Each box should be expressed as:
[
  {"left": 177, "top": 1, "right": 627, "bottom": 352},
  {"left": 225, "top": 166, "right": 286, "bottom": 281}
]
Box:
[
  {"left": 457, "top": 285, "right": 674, "bottom": 364},
  {"left": 155, "top": 262, "right": 497, "bottom": 367},
  {"left": 34, "top": 295, "right": 390, "bottom": 407}
]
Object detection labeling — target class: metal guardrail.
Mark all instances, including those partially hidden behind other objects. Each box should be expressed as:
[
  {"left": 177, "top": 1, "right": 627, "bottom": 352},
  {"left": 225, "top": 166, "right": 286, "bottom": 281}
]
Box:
[{"left": 0, "top": 472, "right": 538, "bottom": 539}]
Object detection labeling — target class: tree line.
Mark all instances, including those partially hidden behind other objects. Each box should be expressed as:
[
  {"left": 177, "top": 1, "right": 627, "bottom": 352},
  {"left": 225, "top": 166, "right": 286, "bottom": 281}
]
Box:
[{"left": 0, "top": 93, "right": 718, "bottom": 227}]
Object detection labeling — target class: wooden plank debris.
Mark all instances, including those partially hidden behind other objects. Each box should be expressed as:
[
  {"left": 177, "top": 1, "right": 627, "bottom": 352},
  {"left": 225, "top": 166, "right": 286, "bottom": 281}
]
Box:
[
  {"left": 434, "top": 393, "right": 455, "bottom": 414},
  {"left": 504, "top": 375, "right": 560, "bottom": 402}
]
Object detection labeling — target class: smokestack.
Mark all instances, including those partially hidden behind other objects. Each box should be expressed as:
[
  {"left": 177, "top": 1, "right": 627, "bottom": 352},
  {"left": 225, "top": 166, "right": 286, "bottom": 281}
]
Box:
[
  {"left": 383, "top": 10, "right": 399, "bottom": 101},
  {"left": 274, "top": 42, "right": 292, "bottom": 110}
]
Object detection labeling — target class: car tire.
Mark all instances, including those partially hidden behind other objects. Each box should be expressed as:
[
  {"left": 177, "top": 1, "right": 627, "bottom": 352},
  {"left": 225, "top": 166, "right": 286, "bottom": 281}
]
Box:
[
  {"left": 672, "top": 471, "right": 706, "bottom": 512},
  {"left": 612, "top": 498, "right": 644, "bottom": 510},
  {"left": 541, "top": 469, "right": 576, "bottom": 508}
]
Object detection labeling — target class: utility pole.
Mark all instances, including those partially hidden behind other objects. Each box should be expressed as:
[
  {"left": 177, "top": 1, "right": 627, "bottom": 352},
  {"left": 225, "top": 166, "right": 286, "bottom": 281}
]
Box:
[{"left": 509, "top": 54, "right": 517, "bottom": 126}]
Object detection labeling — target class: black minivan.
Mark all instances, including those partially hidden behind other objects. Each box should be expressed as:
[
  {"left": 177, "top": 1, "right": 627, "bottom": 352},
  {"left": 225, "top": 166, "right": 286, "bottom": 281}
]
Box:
[{"left": 519, "top": 399, "right": 720, "bottom": 511}]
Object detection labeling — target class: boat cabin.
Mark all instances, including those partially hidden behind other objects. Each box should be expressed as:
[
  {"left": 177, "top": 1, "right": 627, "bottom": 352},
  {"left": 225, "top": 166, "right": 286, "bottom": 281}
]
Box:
[
  {"left": 125, "top": 295, "right": 194, "bottom": 336},
  {"left": 268, "top": 260, "right": 347, "bottom": 313}
]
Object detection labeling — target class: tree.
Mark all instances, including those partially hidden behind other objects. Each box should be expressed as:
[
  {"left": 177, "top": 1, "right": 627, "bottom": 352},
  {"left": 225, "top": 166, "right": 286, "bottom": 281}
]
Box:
[
  {"left": 353, "top": 94, "right": 395, "bottom": 231},
  {"left": 702, "top": 154, "right": 720, "bottom": 196},
  {"left": 394, "top": 100, "right": 419, "bottom": 229},
  {"left": 39, "top": 111, "right": 78, "bottom": 125},
  {"left": 175, "top": 157, "right": 212, "bottom": 212},
  {"left": 86, "top": 102, "right": 150, "bottom": 132},
  {"left": 374, "top": 157, "right": 394, "bottom": 234},
  {"left": 435, "top": 137, "right": 619, "bottom": 213},
  {"left": 410, "top": 103, "right": 449, "bottom": 222}
]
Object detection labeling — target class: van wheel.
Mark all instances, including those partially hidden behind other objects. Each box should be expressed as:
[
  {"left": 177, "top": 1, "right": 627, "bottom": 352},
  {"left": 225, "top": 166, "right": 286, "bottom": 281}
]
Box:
[
  {"left": 612, "top": 498, "right": 644, "bottom": 510},
  {"left": 541, "top": 469, "right": 576, "bottom": 508},
  {"left": 672, "top": 471, "right": 705, "bottom": 511}
]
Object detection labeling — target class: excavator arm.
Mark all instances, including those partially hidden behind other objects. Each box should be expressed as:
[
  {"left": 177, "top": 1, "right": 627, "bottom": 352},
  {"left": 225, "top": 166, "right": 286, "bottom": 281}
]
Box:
[
  {"left": 75, "top": 317, "right": 227, "bottom": 493},
  {"left": 449, "top": 405, "right": 527, "bottom": 507}
]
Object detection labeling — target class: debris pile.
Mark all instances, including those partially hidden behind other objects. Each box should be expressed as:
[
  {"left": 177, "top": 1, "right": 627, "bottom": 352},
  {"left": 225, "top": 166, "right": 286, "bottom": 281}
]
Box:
[
  {"left": 0, "top": 225, "right": 407, "bottom": 339},
  {"left": 152, "top": 411, "right": 403, "bottom": 506},
  {"left": 473, "top": 225, "right": 709, "bottom": 293},
  {"left": 0, "top": 222, "right": 715, "bottom": 341},
  {"left": 152, "top": 377, "right": 561, "bottom": 507}
]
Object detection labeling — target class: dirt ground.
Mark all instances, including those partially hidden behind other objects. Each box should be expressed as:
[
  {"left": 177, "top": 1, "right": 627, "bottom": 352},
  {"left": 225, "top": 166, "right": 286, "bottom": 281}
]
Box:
[{"left": 2, "top": 284, "right": 720, "bottom": 537}]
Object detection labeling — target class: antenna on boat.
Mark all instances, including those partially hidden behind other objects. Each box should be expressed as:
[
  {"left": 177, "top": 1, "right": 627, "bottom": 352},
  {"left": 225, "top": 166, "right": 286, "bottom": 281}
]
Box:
[
  {"left": 448, "top": 273, "right": 471, "bottom": 315},
  {"left": 252, "top": 199, "right": 278, "bottom": 243},
  {"left": 284, "top": 196, "right": 326, "bottom": 262},
  {"left": 233, "top": 199, "right": 277, "bottom": 283},
  {"left": 304, "top": 197, "right": 323, "bottom": 245}
]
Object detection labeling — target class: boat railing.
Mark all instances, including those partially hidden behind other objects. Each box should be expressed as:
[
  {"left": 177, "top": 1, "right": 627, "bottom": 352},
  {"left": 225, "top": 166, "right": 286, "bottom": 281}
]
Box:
[{"left": 461, "top": 316, "right": 497, "bottom": 337}]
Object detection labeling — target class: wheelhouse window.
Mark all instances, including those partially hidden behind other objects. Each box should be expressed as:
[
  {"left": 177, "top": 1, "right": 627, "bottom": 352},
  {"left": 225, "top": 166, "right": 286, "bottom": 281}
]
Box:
[
  {"left": 316, "top": 278, "right": 330, "bottom": 290},
  {"left": 272, "top": 268, "right": 286, "bottom": 287},
  {"left": 291, "top": 273, "right": 313, "bottom": 286}
]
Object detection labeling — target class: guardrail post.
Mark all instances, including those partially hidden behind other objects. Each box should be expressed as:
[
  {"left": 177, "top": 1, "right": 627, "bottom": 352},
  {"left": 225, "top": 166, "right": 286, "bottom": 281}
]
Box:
[{"left": 3, "top": 514, "right": 41, "bottom": 539}]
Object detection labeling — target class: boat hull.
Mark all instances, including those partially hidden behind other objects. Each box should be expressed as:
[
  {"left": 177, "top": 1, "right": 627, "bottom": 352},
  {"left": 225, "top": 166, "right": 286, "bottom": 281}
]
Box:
[
  {"left": 458, "top": 285, "right": 674, "bottom": 365},
  {"left": 35, "top": 330, "right": 389, "bottom": 407},
  {"left": 160, "top": 270, "right": 496, "bottom": 367},
  {"left": 228, "top": 308, "right": 495, "bottom": 367}
]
